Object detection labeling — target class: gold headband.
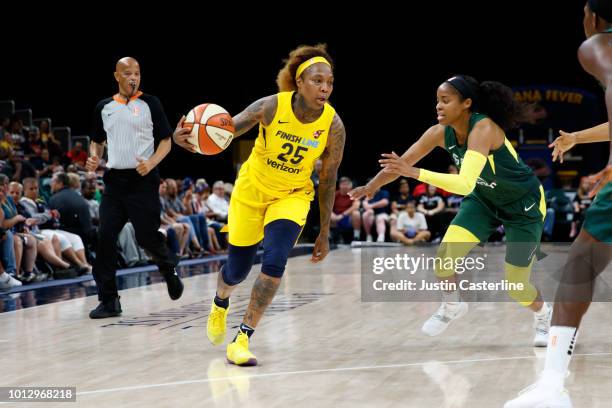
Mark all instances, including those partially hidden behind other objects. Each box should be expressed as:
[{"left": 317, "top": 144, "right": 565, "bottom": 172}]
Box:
[{"left": 295, "top": 57, "right": 331, "bottom": 80}]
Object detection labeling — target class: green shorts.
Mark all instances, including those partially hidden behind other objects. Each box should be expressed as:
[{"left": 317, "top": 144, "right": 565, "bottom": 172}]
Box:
[
  {"left": 451, "top": 188, "right": 544, "bottom": 267},
  {"left": 583, "top": 182, "right": 612, "bottom": 243}
]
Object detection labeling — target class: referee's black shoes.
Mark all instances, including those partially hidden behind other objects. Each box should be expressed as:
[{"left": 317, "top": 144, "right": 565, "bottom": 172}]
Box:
[
  {"left": 161, "top": 268, "right": 184, "bottom": 300},
  {"left": 89, "top": 297, "right": 122, "bottom": 319}
]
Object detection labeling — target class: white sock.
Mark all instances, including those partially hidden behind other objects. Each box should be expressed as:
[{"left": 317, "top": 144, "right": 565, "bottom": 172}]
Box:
[
  {"left": 353, "top": 229, "right": 360, "bottom": 239},
  {"left": 377, "top": 234, "right": 385, "bottom": 242},
  {"left": 542, "top": 326, "right": 578, "bottom": 383},
  {"left": 534, "top": 302, "right": 549, "bottom": 318}
]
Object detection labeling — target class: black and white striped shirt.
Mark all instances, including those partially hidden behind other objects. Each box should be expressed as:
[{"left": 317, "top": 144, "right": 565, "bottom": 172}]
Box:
[{"left": 91, "top": 92, "right": 172, "bottom": 169}]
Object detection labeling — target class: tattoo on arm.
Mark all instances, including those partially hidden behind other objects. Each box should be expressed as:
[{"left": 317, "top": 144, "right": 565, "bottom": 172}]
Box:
[
  {"left": 318, "top": 114, "right": 346, "bottom": 236},
  {"left": 232, "top": 95, "right": 277, "bottom": 138}
]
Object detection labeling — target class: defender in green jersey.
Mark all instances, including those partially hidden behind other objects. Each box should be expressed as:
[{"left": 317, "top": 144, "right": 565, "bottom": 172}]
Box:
[{"left": 351, "top": 75, "right": 551, "bottom": 346}]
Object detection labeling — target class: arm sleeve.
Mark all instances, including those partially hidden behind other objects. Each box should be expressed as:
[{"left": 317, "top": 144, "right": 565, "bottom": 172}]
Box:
[
  {"left": 146, "top": 95, "right": 173, "bottom": 143},
  {"left": 91, "top": 100, "right": 108, "bottom": 144},
  {"left": 417, "top": 150, "right": 487, "bottom": 196}
]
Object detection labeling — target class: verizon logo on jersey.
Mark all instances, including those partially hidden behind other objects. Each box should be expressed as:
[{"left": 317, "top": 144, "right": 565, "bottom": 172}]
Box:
[{"left": 266, "top": 158, "right": 302, "bottom": 174}]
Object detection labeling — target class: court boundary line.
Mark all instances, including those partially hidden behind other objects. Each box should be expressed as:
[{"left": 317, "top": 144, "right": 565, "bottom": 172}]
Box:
[{"left": 74, "top": 351, "right": 612, "bottom": 397}]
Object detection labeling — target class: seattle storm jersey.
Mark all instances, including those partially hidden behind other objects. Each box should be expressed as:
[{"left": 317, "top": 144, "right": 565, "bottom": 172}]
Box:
[{"left": 444, "top": 113, "right": 540, "bottom": 206}]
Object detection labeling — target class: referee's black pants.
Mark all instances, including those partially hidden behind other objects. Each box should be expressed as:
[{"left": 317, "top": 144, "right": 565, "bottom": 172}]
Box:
[{"left": 93, "top": 169, "right": 178, "bottom": 301}]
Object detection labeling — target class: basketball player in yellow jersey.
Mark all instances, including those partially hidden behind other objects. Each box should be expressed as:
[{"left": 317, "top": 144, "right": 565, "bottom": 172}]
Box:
[{"left": 173, "top": 44, "right": 346, "bottom": 366}]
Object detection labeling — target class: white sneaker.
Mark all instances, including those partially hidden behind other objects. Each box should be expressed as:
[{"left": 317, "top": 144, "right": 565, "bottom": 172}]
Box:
[
  {"left": 366, "top": 235, "right": 373, "bottom": 243},
  {"left": 504, "top": 371, "right": 572, "bottom": 408},
  {"left": 0, "top": 273, "right": 22, "bottom": 291},
  {"left": 533, "top": 303, "right": 552, "bottom": 347},
  {"left": 422, "top": 302, "right": 469, "bottom": 336}
]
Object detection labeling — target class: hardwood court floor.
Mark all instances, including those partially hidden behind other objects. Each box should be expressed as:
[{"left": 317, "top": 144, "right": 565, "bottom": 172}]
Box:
[{"left": 2, "top": 246, "right": 611, "bottom": 407}]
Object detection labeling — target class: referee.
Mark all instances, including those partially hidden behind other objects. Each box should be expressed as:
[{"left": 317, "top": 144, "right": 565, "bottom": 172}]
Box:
[{"left": 87, "top": 57, "right": 183, "bottom": 319}]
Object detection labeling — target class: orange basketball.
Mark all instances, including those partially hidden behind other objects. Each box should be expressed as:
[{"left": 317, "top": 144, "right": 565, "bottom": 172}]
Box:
[{"left": 182, "top": 104, "right": 235, "bottom": 155}]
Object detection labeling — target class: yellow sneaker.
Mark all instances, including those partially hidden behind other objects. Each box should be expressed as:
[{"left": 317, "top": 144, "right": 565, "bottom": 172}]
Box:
[
  {"left": 207, "top": 301, "right": 229, "bottom": 346},
  {"left": 226, "top": 332, "right": 257, "bottom": 366}
]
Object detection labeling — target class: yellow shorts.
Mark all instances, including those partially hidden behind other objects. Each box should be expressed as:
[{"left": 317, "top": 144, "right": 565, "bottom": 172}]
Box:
[{"left": 227, "top": 172, "right": 311, "bottom": 247}]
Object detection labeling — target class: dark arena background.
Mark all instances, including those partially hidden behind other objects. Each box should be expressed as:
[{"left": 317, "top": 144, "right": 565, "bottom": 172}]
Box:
[{"left": 1, "top": 1, "right": 611, "bottom": 407}]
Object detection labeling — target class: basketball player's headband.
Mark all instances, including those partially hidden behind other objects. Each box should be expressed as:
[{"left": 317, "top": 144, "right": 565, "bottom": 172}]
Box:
[
  {"left": 445, "top": 76, "right": 479, "bottom": 102},
  {"left": 296, "top": 57, "right": 331, "bottom": 80},
  {"left": 588, "top": 0, "right": 612, "bottom": 22}
]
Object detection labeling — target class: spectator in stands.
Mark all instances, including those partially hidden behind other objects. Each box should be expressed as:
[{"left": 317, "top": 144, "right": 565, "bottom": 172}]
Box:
[
  {"left": 49, "top": 172, "right": 93, "bottom": 249},
  {"left": 67, "top": 173, "right": 81, "bottom": 193},
  {"left": 193, "top": 183, "right": 224, "bottom": 252},
  {"left": 8, "top": 182, "right": 77, "bottom": 274},
  {"left": 417, "top": 183, "right": 445, "bottom": 240},
  {"left": 159, "top": 181, "right": 191, "bottom": 257},
  {"left": 207, "top": 180, "right": 229, "bottom": 223},
  {"left": 20, "top": 177, "right": 91, "bottom": 272},
  {"left": 83, "top": 172, "right": 103, "bottom": 202},
  {"left": 180, "top": 177, "right": 195, "bottom": 209},
  {"left": 331, "top": 176, "right": 361, "bottom": 241},
  {"left": 7, "top": 150, "right": 37, "bottom": 182},
  {"left": 362, "top": 185, "right": 391, "bottom": 243},
  {"left": 35, "top": 149, "right": 55, "bottom": 178},
  {"left": 161, "top": 179, "right": 207, "bottom": 256},
  {"left": 39, "top": 120, "right": 62, "bottom": 160},
  {"left": 8, "top": 117, "right": 25, "bottom": 148},
  {"left": 389, "top": 178, "right": 411, "bottom": 244},
  {"left": 0, "top": 176, "right": 18, "bottom": 282},
  {"left": 39, "top": 120, "right": 51, "bottom": 141},
  {"left": 0, "top": 209, "right": 21, "bottom": 290},
  {"left": 195, "top": 183, "right": 225, "bottom": 250},
  {"left": 67, "top": 141, "right": 88, "bottom": 168},
  {"left": 24, "top": 126, "right": 43, "bottom": 158},
  {"left": 82, "top": 179, "right": 100, "bottom": 225},
  {"left": 0, "top": 175, "right": 38, "bottom": 282},
  {"left": 391, "top": 178, "right": 411, "bottom": 215},
  {"left": 391, "top": 201, "right": 431, "bottom": 245},
  {"left": 570, "top": 176, "right": 593, "bottom": 239},
  {"left": 224, "top": 182, "right": 234, "bottom": 201}
]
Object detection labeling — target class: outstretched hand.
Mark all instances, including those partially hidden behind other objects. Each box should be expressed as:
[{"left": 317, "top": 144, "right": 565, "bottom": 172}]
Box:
[
  {"left": 379, "top": 151, "right": 418, "bottom": 178},
  {"left": 549, "top": 130, "right": 577, "bottom": 163}
]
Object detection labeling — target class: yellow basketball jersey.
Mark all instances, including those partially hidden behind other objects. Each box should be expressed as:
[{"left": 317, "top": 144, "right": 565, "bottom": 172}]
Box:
[{"left": 242, "top": 91, "right": 336, "bottom": 199}]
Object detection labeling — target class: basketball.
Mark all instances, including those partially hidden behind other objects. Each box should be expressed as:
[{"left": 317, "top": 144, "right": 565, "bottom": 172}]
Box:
[{"left": 183, "top": 104, "right": 235, "bottom": 155}]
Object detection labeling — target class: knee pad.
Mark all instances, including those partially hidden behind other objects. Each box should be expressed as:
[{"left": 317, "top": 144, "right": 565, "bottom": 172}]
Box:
[
  {"left": 505, "top": 261, "right": 538, "bottom": 306},
  {"left": 221, "top": 243, "right": 259, "bottom": 286},
  {"left": 261, "top": 219, "right": 302, "bottom": 278}
]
